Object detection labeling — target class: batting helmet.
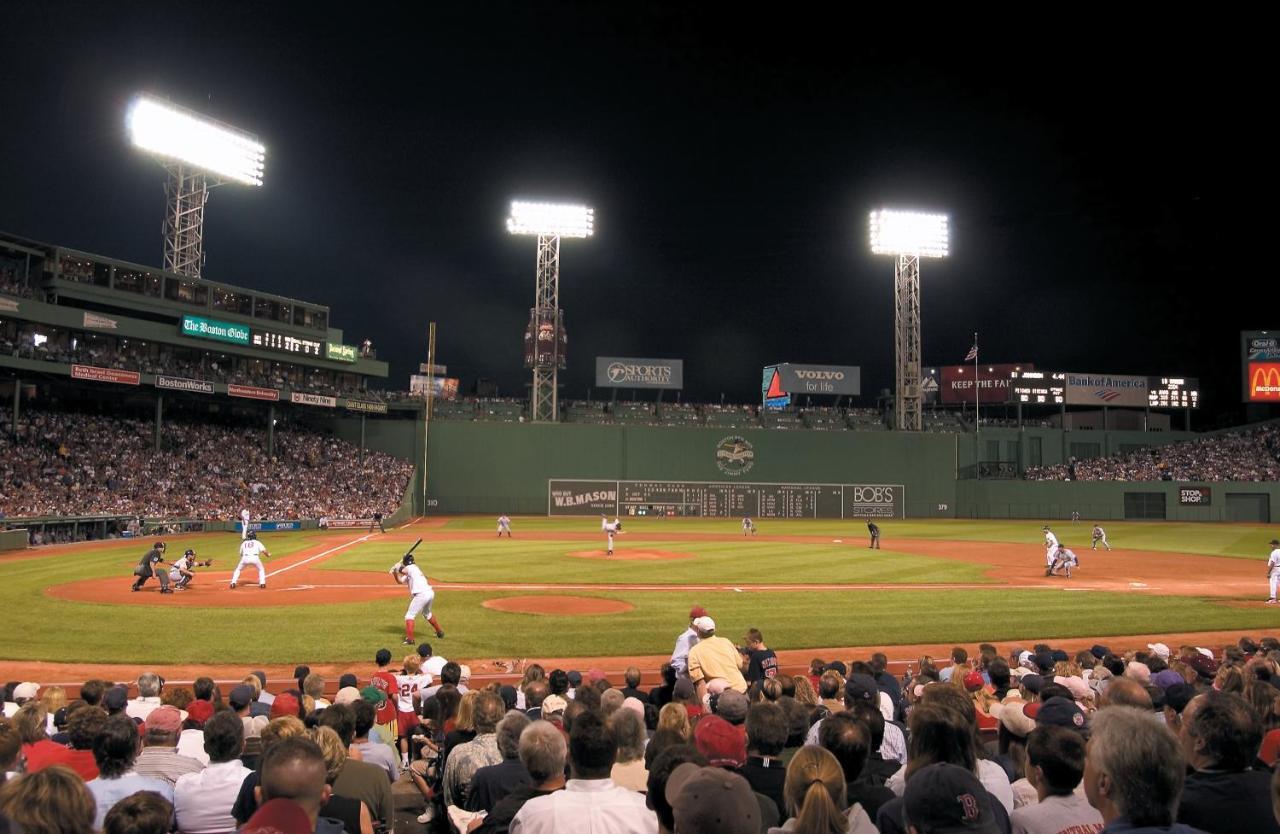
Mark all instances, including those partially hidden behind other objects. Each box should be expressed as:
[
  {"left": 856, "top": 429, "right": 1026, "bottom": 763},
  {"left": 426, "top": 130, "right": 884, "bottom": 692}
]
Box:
[
  {"left": 184, "top": 549, "right": 196, "bottom": 558},
  {"left": 402, "top": 553, "right": 415, "bottom": 566},
  {"left": 246, "top": 531, "right": 257, "bottom": 540}
]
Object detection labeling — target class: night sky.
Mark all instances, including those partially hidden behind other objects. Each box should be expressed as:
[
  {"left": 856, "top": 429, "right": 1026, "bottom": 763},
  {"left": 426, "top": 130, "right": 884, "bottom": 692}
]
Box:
[{"left": 1, "top": 6, "right": 1266, "bottom": 419}]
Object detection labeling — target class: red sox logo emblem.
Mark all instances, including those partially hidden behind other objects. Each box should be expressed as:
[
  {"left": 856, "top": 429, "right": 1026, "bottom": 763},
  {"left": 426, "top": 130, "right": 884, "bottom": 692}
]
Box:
[{"left": 957, "top": 793, "right": 981, "bottom": 822}]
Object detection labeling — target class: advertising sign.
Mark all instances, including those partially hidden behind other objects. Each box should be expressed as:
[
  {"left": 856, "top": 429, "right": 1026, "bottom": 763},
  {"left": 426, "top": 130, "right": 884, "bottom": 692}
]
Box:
[
  {"left": 155, "top": 375, "right": 214, "bottom": 394},
  {"left": 181, "top": 315, "right": 250, "bottom": 345},
  {"left": 525, "top": 310, "right": 567, "bottom": 369},
  {"left": 761, "top": 365, "right": 792, "bottom": 410},
  {"left": 596, "top": 357, "right": 684, "bottom": 389},
  {"left": 842, "top": 484, "right": 903, "bottom": 519},
  {"left": 71, "top": 364, "right": 140, "bottom": 385},
  {"left": 940, "top": 363, "right": 1031, "bottom": 404},
  {"left": 1249, "top": 363, "right": 1280, "bottom": 402},
  {"left": 548, "top": 480, "right": 620, "bottom": 515},
  {"left": 410, "top": 375, "right": 459, "bottom": 400},
  {"left": 1243, "top": 331, "right": 1280, "bottom": 402},
  {"left": 236, "top": 521, "right": 302, "bottom": 533},
  {"left": 1178, "top": 487, "right": 1212, "bottom": 506},
  {"left": 290, "top": 392, "right": 337, "bottom": 407},
  {"left": 326, "top": 343, "right": 358, "bottom": 363},
  {"left": 1064, "top": 373, "right": 1150, "bottom": 407},
  {"left": 324, "top": 518, "right": 373, "bottom": 529},
  {"left": 251, "top": 330, "right": 323, "bottom": 357},
  {"left": 344, "top": 399, "right": 388, "bottom": 414},
  {"left": 774, "top": 364, "right": 861, "bottom": 396},
  {"left": 82, "top": 312, "right": 118, "bottom": 330},
  {"left": 419, "top": 363, "right": 448, "bottom": 375},
  {"left": 228, "top": 384, "right": 280, "bottom": 401}
]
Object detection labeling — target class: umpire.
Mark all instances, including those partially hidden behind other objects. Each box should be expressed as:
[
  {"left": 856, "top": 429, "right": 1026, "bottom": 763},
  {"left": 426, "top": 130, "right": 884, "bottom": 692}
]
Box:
[
  {"left": 370, "top": 510, "right": 386, "bottom": 534},
  {"left": 131, "top": 542, "right": 172, "bottom": 593},
  {"left": 867, "top": 521, "right": 881, "bottom": 549}
]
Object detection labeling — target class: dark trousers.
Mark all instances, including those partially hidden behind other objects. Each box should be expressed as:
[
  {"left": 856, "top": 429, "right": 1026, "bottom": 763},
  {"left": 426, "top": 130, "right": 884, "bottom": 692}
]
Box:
[{"left": 132, "top": 569, "right": 169, "bottom": 591}]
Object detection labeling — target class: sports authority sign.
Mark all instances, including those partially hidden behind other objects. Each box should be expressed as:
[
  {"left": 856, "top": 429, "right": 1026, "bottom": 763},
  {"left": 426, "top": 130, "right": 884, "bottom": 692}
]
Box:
[
  {"left": 155, "top": 375, "right": 214, "bottom": 394},
  {"left": 1064, "top": 373, "right": 1149, "bottom": 407},
  {"left": 290, "top": 392, "right": 337, "bottom": 408},
  {"left": 774, "top": 364, "right": 861, "bottom": 396},
  {"left": 595, "top": 357, "right": 684, "bottom": 389},
  {"left": 940, "top": 363, "right": 1031, "bottom": 405},
  {"left": 71, "top": 364, "right": 140, "bottom": 385},
  {"left": 228, "top": 384, "right": 280, "bottom": 401}
]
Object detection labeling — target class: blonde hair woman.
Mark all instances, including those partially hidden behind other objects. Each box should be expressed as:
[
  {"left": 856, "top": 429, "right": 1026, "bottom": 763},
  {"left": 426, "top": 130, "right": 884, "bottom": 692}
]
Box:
[
  {"left": 657, "top": 702, "right": 691, "bottom": 742},
  {"left": 770, "top": 745, "right": 876, "bottom": 834},
  {"left": 311, "top": 727, "right": 373, "bottom": 834},
  {"left": 792, "top": 676, "right": 819, "bottom": 707}
]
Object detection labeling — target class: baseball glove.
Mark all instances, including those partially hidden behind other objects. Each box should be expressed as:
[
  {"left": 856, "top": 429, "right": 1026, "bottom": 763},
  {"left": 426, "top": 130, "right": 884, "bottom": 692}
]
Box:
[{"left": 200, "top": 559, "right": 214, "bottom": 567}]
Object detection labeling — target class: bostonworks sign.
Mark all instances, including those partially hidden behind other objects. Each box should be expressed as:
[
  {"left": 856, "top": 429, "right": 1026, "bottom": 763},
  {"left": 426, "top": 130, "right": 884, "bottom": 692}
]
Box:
[
  {"left": 595, "top": 357, "right": 684, "bottom": 389},
  {"left": 774, "top": 364, "right": 861, "bottom": 396}
]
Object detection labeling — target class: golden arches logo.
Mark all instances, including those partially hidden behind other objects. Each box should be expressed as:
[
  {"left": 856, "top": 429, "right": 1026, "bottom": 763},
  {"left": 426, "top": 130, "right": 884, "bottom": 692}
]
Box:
[{"left": 1251, "top": 363, "right": 1280, "bottom": 399}]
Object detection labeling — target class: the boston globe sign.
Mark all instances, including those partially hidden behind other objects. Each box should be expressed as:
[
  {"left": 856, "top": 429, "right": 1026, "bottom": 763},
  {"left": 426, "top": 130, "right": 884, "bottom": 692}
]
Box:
[{"left": 596, "top": 357, "right": 684, "bottom": 389}]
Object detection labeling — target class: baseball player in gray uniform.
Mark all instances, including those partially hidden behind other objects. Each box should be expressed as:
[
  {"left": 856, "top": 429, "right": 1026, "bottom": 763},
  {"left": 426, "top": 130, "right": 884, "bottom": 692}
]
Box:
[
  {"left": 1267, "top": 539, "right": 1280, "bottom": 604},
  {"left": 1049, "top": 544, "right": 1079, "bottom": 578},
  {"left": 1091, "top": 524, "right": 1111, "bottom": 551}
]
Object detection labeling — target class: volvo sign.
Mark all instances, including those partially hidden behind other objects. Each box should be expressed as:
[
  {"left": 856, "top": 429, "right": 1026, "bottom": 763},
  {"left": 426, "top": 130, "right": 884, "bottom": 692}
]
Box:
[
  {"left": 774, "top": 364, "right": 861, "bottom": 396},
  {"left": 596, "top": 357, "right": 684, "bottom": 389}
]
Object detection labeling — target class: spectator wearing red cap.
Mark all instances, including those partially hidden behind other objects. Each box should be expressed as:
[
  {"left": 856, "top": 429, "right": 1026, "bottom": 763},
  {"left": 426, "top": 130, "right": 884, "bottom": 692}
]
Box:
[
  {"left": 671, "top": 607, "right": 708, "bottom": 681},
  {"left": 687, "top": 617, "right": 748, "bottom": 703},
  {"left": 134, "top": 705, "right": 205, "bottom": 785},
  {"left": 23, "top": 703, "right": 104, "bottom": 780},
  {"left": 178, "top": 699, "right": 216, "bottom": 765}
]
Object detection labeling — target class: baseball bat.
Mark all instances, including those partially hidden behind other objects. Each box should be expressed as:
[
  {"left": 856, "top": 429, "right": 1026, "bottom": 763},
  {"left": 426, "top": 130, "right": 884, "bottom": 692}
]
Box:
[{"left": 404, "top": 538, "right": 423, "bottom": 558}]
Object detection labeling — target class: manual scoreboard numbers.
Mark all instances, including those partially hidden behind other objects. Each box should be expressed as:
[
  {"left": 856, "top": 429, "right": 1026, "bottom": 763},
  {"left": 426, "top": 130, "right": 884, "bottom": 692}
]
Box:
[
  {"left": 1148, "top": 378, "right": 1199, "bottom": 409},
  {"left": 548, "top": 479, "right": 903, "bottom": 519}
]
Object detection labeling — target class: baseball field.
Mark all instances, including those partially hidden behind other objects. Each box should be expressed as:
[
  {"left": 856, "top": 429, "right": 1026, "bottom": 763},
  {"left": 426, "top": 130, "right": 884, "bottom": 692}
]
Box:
[{"left": 1, "top": 516, "right": 1276, "bottom": 680}]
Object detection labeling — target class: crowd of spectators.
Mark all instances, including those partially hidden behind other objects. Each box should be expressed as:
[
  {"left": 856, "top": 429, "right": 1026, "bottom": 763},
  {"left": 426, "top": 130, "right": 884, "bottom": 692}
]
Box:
[
  {"left": 0, "top": 407, "right": 413, "bottom": 521},
  {"left": 0, "top": 264, "right": 36, "bottom": 300},
  {"left": 1027, "top": 424, "right": 1280, "bottom": 482},
  {"left": 3, "top": 625, "right": 1279, "bottom": 834}
]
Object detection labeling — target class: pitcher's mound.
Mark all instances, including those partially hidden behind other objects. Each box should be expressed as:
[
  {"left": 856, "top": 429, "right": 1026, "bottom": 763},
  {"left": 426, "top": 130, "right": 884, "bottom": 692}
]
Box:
[
  {"left": 568, "top": 549, "right": 694, "bottom": 561},
  {"left": 483, "top": 595, "right": 635, "bottom": 615}
]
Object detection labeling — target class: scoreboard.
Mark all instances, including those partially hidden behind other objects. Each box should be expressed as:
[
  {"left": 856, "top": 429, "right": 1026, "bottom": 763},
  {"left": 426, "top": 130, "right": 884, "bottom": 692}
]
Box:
[
  {"left": 548, "top": 479, "right": 903, "bottom": 519},
  {"left": 1148, "top": 378, "right": 1199, "bottom": 409},
  {"left": 1010, "top": 371, "right": 1065, "bottom": 404}
]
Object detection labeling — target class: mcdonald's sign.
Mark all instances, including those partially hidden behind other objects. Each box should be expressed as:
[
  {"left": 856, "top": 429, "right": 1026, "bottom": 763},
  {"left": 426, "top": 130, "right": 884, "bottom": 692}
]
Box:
[{"left": 1248, "top": 362, "right": 1280, "bottom": 402}]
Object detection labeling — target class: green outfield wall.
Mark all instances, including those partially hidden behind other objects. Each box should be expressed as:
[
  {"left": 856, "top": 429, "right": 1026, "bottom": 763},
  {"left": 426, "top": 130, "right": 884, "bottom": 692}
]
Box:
[{"left": 324, "top": 415, "right": 1274, "bottom": 522}]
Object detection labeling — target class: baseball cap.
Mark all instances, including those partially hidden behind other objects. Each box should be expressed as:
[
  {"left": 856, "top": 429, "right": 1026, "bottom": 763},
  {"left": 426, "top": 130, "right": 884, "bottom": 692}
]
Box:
[
  {"left": 1152, "top": 669, "right": 1184, "bottom": 691},
  {"left": 187, "top": 699, "right": 215, "bottom": 725},
  {"left": 145, "top": 705, "right": 183, "bottom": 733},
  {"left": 673, "top": 678, "right": 695, "bottom": 700},
  {"left": 417, "top": 643, "right": 433, "bottom": 659},
  {"left": 103, "top": 686, "right": 129, "bottom": 712},
  {"left": 844, "top": 673, "right": 879, "bottom": 703},
  {"left": 242, "top": 798, "right": 312, "bottom": 834},
  {"left": 12, "top": 682, "right": 39, "bottom": 701},
  {"left": 997, "top": 702, "right": 1035, "bottom": 738},
  {"left": 338, "top": 673, "right": 358, "bottom": 690},
  {"left": 692, "top": 616, "right": 716, "bottom": 633},
  {"left": 715, "top": 689, "right": 748, "bottom": 724},
  {"left": 689, "top": 606, "right": 708, "bottom": 619},
  {"left": 665, "top": 763, "right": 759, "bottom": 834},
  {"left": 229, "top": 685, "right": 255, "bottom": 710},
  {"left": 334, "top": 687, "right": 362, "bottom": 706},
  {"left": 1271, "top": 539, "right": 1280, "bottom": 546},
  {"left": 1050, "top": 649, "right": 1069, "bottom": 663},
  {"left": 1035, "top": 697, "right": 1087, "bottom": 732},
  {"left": 541, "top": 694, "right": 568, "bottom": 715},
  {"left": 588, "top": 669, "right": 607, "bottom": 684},
  {"left": 1019, "top": 674, "right": 1045, "bottom": 695},
  {"left": 358, "top": 686, "right": 385, "bottom": 706},
  {"left": 1033, "top": 653, "right": 1056, "bottom": 674},
  {"left": 1186, "top": 653, "right": 1219, "bottom": 679},
  {"left": 566, "top": 671, "right": 583, "bottom": 687},
  {"left": 824, "top": 660, "right": 848, "bottom": 677},
  {"left": 1053, "top": 676, "right": 1090, "bottom": 701},
  {"left": 1090, "top": 644, "right": 1111, "bottom": 659},
  {"left": 270, "top": 693, "right": 301, "bottom": 719},
  {"left": 1146, "top": 642, "right": 1171, "bottom": 660},
  {"left": 693, "top": 714, "right": 747, "bottom": 768},
  {"left": 904, "top": 763, "right": 1003, "bottom": 834},
  {"left": 962, "top": 671, "right": 985, "bottom": 692}
]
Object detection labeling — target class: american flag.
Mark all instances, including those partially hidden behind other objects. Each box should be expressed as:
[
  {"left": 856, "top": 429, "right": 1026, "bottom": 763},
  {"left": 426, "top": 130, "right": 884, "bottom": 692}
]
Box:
[{"left": 964, "top": 343, "right": 978, "bottom": 362}]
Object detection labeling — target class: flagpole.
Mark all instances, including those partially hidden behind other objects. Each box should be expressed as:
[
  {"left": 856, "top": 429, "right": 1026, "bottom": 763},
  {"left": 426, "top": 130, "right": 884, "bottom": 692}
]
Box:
[{"left": 973, "top": 331, "right": 979, "bottom": 435}]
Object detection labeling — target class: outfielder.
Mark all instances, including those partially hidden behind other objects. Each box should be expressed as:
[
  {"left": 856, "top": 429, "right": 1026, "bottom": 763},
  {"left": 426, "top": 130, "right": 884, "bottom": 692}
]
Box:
[
  {"left": 1042, "top": 526, "right": 1059, "bottom": 575},
  {"left": 240, "top": 508, "right": 251, "bottom": 540},
  {"left": 230, "top": 531, "right": 270, "bottom": 589},
  {"left": 1091, "top": 524, "right": 1111, "bottom": 551},
  {"left": 131, "top": 542, "right": 171, "bottom": 593},
  {"left": 497, "top": 515, "right": 512, "bottom": 538},
  {"left": 603, "top": 517, "right": 622, "bottom": 556},
  {"left": 742, "top": 517, "right": 756, "bottom": 536},
  {"left": 1267, "top": 539, "right": 1280, "bottom": 604},
  {"left": 390, "top": 548, "right": 444, "bottom": 644},
  {"left": 169, "top": 549, "right": 213, "bottom": 590},
  {"left": 1049, "top": 544, "right": 1079, "bottom": 578}
]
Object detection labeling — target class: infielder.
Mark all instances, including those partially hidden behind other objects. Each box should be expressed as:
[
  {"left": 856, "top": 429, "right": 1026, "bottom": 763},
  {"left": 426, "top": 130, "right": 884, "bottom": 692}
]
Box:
[
  {"left": 1267, "top": 539, "right": 1280, "bottom": 604},
  {"left": 168, "top": 548, "right": 213, "bottom": 590},
  {"left": 390, "top": 550, "right": 444, "bottom": 644},
  {"left": 497, "top": 515, "right": 512, "bottom": 538},
  {"left": 240, "top": 508, "right": 251, "bottom": 540},
  {"left": 603, "top": 517, "right": 622, "bottom": 556},
  {"left": 867, "top": 521, "right": 881, "bottom": 549},
  {"left": 1042, "top": 525, "right": 1059, "bottom": 575},
  {"left": 1091, "top": 524, "right": 1111, "bottom": 551},
  {"left": 131, "top": 542, "right": 171, "bottom": 593},
  {"left": 230, "top": 531, "right": 270, "bottom": 589},
  {"left": 742, "top": 517, "right": 756, "bottom": 536},
  {"left": 1049, "top": 544, "right": 1079, "bottom": 578}
]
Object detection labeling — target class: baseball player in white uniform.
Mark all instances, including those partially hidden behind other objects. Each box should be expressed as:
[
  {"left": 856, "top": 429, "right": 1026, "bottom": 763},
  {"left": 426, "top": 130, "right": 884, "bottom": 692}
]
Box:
[
  {"left": 742, "top": 517, "right": 756, "bottom": 536},
  {"left": 1042, "top": 526, "right": 1059, "bottom": 575},
  {"left": 1049, "top": 544, "right": 1079, "bottom": 578},
  {"left": 1091, "top": 524, "right": 1111, "bottom": 551},
  {"left": 391, "top": 549, "right": 444, "bottom": 644},
  {"left": 602, "top": 517, "right": 622, "bottom": 555},
  {"left": 497, "top": 515, "right": 512, "bottom": 538},
  {"left": 230, "top": 531, "right": 270, "bottom": 589},
  {"left": 240, "top": 508, "right": 251, "bottom": 540},
  {"left": 1267, "top": 539, "right": 1280, "bottom": 604}
]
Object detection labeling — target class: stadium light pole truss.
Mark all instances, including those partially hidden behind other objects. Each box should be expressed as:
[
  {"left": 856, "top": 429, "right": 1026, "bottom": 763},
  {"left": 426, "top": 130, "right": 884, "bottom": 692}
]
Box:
[
  {"left": 127, "top": 95, "right": 266, "bottom": 278},
  {"left": 506, "top": 201, "right": 594, "bottom": 422},
  {"left": 869, "top": 209, "right": 950, "bottom": 432}
]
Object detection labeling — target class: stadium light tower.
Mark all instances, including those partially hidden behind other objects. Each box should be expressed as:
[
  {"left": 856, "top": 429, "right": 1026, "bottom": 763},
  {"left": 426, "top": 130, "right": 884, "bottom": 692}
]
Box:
[
  {"left": 869, "top": 209, "right": 950, "bottom": 431},
  {"left": 507, "top": 200, "right": 594, "bottom": 422},
  {"left": 127, "top": 94, "right": 265, "bottom": 278}
]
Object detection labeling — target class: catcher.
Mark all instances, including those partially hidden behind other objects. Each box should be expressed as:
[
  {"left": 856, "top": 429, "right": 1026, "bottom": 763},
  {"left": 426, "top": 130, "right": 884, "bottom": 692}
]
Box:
[{"left": 169, "top": 548, "right": 213, "bottom": 590}]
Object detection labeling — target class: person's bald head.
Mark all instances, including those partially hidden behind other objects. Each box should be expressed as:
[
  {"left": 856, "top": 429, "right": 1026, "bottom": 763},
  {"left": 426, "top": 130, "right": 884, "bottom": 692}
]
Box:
[
  {"left": 1103, "top": 677, "right": 1153, "bottom": 710},
  {"left": 257, "top": 737, "right": 331, "bottom": 825}
]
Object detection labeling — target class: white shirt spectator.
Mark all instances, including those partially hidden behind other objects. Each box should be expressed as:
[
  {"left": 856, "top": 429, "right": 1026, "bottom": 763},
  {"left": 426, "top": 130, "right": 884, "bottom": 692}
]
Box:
[
  {"left": 1010, "top": 790, "right": 1103, "bottom": 834},
  {"left": 670, "top": 627, "right": 699, "bottom": 677},
  {"left": 126, "top": 696, "right": 163, "bottom": 721},
  {"left": 174, "top": 758, "right": 253, "bottom": 834},
  {"left": 176, "top": 729, "right": 210, "bottom": 765},
  {"left": 806, "top": 716, "right": 907, "bottom": 764},
  {"left": 511, "top": 778, "right": 658, "bottom": 833},
  {"left": 88, "top": 772, "right": 174, "bottom": 830}
]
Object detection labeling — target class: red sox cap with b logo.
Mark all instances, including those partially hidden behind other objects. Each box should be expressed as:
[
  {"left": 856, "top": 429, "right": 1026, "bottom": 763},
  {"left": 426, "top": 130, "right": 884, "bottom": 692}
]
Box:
[{"left": 904, "top": 763, "right": 1003, "bottom": 833}]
